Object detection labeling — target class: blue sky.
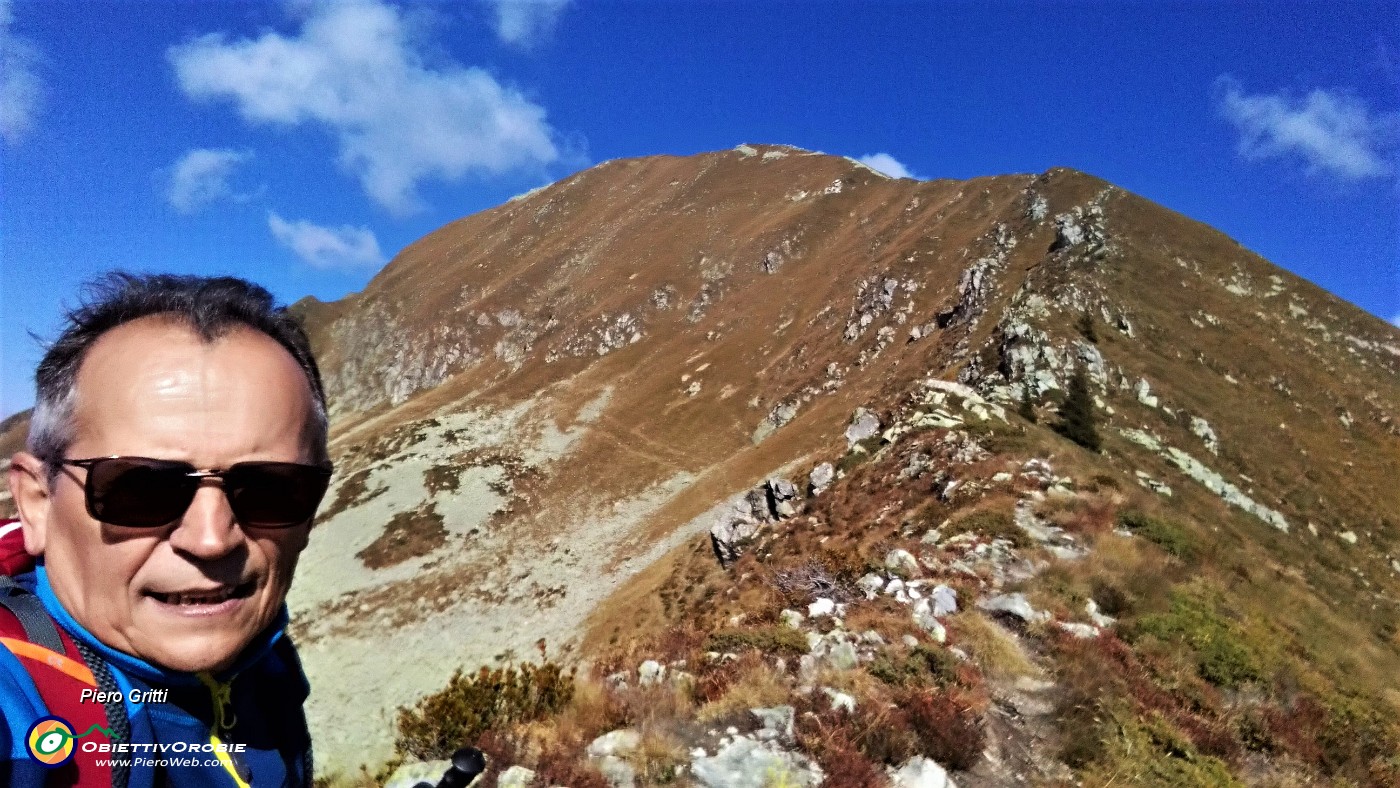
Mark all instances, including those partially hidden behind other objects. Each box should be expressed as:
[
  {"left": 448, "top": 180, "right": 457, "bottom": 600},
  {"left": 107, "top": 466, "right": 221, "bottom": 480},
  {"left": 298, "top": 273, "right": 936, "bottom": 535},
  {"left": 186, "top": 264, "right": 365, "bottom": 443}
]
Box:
[{"left": 2, "top": 0, "right": 1398, "bottom": 418}]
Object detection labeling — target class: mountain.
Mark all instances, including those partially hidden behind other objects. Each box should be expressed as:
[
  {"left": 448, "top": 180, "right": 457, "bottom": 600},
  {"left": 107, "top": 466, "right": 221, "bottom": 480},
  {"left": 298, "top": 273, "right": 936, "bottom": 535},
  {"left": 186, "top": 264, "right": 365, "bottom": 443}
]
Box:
[{"left": 5, "top": 145, "right": 1399, "bottom": 785}]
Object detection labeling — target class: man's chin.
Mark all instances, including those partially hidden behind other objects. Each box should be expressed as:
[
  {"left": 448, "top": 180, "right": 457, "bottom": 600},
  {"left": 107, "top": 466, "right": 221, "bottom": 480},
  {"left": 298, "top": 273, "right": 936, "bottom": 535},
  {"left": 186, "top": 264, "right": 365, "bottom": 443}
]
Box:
[{"left": 138, "top": 638, "right": 245, "bottom": 674}]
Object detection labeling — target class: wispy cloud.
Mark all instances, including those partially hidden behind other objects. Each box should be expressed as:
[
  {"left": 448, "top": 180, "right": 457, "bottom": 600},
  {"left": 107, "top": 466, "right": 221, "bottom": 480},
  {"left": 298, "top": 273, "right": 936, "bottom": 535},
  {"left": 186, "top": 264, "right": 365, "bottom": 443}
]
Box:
[
  {"left": 856, "top": 152, "right": 919, "bottom": 179},
  {"left": 487, "top": 0, "right": 571, "bottom": 48},
  {"left": 1215, "top": 76, "right": 1399, "bottom": 181},
  {"left": 0, "top": 0, "right": 43, "bottom": 145},
  {"left": 167, "top": 148, "right": 257, "bottom": 213},
  {"left": 268, "top": 212, "right": 385, "bottom": 270},
  {"left": 170, "top": 0, "right": 559, "bottom": 214}
]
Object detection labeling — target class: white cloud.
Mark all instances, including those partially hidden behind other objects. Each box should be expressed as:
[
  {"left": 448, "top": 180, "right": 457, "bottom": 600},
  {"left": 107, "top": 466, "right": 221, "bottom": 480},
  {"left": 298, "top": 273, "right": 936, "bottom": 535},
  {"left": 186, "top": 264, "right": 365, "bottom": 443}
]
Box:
[
  {"left": 0, "top": 0, "right": 43, "bottom": 145},
  {"left": 268, "top": 212, "right": 385, "bottom": 270},
  {"left": 487, "top": 0, "right": 570, "bottom": 47},
  {"left": 167, "top": 148, "right": 256, "bottom": 213},
  {"left": 170, "top": 0, "right": 559, "bottom": 214},
  {"left": 856, "top": 153, "right": 918, "bottom": 180},
  {"left": 1216, "top": 76, "right": 1399, "bottom": 181}
]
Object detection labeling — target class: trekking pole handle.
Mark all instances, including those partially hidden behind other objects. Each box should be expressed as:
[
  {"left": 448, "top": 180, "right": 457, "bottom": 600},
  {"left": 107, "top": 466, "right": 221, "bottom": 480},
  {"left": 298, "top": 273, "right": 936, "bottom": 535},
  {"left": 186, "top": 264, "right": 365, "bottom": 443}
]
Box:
[{"left": 409, "top": 746, "right": 487, "bottom": 788}]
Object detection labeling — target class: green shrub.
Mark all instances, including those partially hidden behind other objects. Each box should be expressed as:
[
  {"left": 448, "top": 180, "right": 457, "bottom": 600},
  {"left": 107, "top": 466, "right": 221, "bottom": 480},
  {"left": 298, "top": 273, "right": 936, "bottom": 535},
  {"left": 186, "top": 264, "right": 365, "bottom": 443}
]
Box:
[
  {"left": 703, "top": 626, "right": 810, "bottom": 656},
  {"left": 868, "top": 644, "right": 960, "bottom": 688},
  {"left": 1092, "top": 715, "right": 1242, "bottom": 787},
  {"left": 837, "top": 437, "right": 883, "bottom": 473},
  {"left": 1126, "top": 588, "right": 1261, "bottom": 689},
  {"left": 1118, "top": 511, "right": 1193, "bottom": 560},
  {"left": 395, "top": 661, "right": 576, "bottom": 760}
]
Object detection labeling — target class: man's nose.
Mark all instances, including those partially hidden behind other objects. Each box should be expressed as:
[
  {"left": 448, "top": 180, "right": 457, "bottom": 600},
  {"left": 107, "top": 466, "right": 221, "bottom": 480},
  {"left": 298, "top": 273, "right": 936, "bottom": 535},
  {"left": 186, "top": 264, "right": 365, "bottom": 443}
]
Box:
[{"left": 167, "top": 485, "right": 243, "bottom": 558}]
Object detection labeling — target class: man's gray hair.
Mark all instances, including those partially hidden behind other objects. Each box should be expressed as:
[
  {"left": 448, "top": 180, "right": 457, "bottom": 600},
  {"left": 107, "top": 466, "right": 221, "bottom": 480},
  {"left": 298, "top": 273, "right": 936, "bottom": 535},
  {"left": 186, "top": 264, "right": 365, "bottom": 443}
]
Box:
[{"left": 28, "top": 273, "right": 330, "bottom": 471}]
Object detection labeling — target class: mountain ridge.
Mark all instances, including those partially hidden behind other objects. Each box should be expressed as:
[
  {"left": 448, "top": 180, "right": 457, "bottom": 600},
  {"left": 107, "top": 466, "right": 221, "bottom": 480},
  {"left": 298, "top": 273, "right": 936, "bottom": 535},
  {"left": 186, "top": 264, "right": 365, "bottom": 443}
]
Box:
[{"left": 2, "top": 145, "right": 1397, "bottom": 783}]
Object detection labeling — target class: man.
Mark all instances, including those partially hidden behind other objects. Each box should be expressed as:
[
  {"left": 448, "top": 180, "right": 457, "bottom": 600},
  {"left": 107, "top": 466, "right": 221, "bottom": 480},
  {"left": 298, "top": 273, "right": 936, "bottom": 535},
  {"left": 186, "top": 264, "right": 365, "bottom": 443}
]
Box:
[{"left": 2, "top": 273, "right": 331, "bottom": 787}]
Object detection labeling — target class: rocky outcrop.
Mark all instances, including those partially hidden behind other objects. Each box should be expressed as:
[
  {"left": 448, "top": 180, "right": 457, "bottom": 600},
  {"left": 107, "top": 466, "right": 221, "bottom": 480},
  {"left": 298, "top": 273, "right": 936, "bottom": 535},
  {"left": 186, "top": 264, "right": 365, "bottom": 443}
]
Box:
[{"left": 710, "top": 479, "right": 807, "bottom": 565}]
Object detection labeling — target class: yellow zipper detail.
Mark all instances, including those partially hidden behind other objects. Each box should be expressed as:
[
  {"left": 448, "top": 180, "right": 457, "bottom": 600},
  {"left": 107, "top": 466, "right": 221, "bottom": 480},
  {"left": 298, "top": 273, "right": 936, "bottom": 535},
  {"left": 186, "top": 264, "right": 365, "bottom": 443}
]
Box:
[{"left": 197, "top": 671, "right": 250, "bottom": 788}]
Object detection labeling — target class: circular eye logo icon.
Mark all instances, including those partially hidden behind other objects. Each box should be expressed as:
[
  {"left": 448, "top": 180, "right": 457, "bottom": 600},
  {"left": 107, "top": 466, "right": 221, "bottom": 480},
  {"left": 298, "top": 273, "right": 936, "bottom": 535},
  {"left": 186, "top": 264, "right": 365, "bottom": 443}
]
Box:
[{"left": 26, "top": 716, "right": 76, "bottom": 767}]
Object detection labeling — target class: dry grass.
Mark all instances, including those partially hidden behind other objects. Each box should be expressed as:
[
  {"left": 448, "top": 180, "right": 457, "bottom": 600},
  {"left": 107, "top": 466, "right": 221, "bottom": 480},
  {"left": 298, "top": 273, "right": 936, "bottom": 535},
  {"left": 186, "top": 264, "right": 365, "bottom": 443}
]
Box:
[
  {"left": 948, "top": 611, "right": 1040, "bottom": 681},
  {"left": 841, "top": 601, "right": 925, "bottom": 645},
  {"left": 1042, "top": 489, "right": 1123, "bottom": 537},
  {"left": 354, "top": 503, "right": 448, "bottom": 569},
  {"left": 696, "top": 657, "right": 792, "bottom": 723}
]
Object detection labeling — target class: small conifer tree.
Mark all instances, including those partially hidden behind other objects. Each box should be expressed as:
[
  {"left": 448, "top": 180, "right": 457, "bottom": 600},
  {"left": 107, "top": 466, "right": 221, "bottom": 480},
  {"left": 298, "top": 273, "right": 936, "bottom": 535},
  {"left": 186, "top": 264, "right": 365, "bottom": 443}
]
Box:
[
  {"left": 1077, "top": 310, "right": 1098, "bottom": 343},
  {"left": 1057, "top": 365, "right": 1101, "bottom": 452},
  {"left": 1018, "top": 382, "right": 1037, "bottom": 423}
]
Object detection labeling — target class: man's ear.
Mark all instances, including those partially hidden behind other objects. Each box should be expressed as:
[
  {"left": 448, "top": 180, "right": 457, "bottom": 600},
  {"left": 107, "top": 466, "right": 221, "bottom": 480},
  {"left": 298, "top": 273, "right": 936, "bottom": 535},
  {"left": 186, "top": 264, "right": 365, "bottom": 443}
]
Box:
[{"left": 8, "top": 452, "right": 52, "bottom": 555}]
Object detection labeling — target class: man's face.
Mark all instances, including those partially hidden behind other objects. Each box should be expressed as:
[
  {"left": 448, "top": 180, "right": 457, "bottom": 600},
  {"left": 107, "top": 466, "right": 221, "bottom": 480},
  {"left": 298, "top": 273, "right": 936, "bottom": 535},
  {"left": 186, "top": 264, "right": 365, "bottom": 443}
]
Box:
[{"left": 10, "top": 318, "right": 317, "bottom": 673}]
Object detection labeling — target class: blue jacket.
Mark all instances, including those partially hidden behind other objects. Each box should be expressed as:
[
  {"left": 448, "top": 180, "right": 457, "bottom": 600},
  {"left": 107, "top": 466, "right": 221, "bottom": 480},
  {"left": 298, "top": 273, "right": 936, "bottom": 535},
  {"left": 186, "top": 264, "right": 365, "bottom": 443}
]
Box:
[{"left": 1, "top": 567, "right": 312, "bottom": 787}]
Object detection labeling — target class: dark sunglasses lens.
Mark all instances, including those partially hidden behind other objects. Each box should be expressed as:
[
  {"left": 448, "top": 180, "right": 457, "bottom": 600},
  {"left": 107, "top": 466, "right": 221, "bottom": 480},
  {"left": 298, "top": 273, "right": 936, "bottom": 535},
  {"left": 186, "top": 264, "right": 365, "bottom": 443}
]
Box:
[
  {"left": 224, "top": 463, "right": 330, "bottom": 527},
  {"left": 87, "top": 459, "right": 196, "bottom": 527}
]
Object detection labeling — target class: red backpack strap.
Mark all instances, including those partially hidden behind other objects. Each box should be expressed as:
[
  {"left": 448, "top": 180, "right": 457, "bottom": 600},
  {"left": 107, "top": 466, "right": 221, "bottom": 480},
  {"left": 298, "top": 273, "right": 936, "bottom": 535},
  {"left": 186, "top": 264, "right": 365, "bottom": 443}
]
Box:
[
  {"left": 0, "top": 519, "right": 35, "bottom": 576},
  {"left": 0, "top": 582, "right": 117, "bottom": 788}
]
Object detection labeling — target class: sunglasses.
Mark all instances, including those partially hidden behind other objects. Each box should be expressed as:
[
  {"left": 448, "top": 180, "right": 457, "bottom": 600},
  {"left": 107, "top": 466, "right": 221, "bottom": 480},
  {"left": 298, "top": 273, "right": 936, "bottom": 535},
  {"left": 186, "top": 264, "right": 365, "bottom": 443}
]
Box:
[{"left": 58, "top": 456, "right": 333, "bottom": 528}]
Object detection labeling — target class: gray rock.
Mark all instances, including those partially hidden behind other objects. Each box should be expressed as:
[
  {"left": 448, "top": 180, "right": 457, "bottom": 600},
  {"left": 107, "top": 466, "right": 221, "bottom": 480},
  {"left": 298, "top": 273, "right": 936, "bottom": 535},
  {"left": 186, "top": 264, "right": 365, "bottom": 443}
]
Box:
[
  {"left": 913, "top": 606, "right": 947, "bottom": 643},
  {"left": 1054, "top": 213, "right": 1086, "bottom": 248},
  {"left": 710, "top": 494, "right": 765, "bottom": 565},
  {"left": 497, "top": 765, "right": 538, "bottom": 788},
  {"left": 856, "top": 573, "right": 885, "bottom": 599},
  {"left": 767, "top": 477, "right": 800, "bottom": 518},
  {"left": 638, "top": 660, "right": 665, "bottom": 687},
  {"left": 822, "top": 687, "right": 857, "bottom": 713},
  {"left": 1056, "top": 621, "right": 1100, "bottom": 639},
  {"left": 779, "top": 609, "right": 805, "bottom": 629},
  {"left": 750, "top": 705, "right": 795, "bottom": 742},
  {"left": 931, "top": 585, "right": 958, "bottom": 617},
  {"left": 1190, "top": 416, "right": 1220, "bottom": 455},
  {"left": 1086, "top": 599, "right": 1116, "bottom": 628},
  {"left": 587, "top": 729, "right": 641, "bottom": 759},
  {"left": 384, "top": 760, "right": 454, "bottom": 788},
  {"left": 826, "top": 641, "right": 859, "bottom": 670},
  {"left": 889, "top": 756, "right": 957, "bottom": 788},
  {"left": 1135, "top": 378, "right": 1159, "bottom": 408},
  {"left": 1162, "top": 447, "right": 1289, "bottom": 531},
  {"left": 808, "top": 597, "right": 836, "bottom": 617},
  {"left": 846, "top": 408, "right": 882, "bottom": 446},
  {"left": 595, "top": 755, "right": 635, "bottom": 788},
  {"left": 885, "top": 548, "right": 921, "bottom": 578},
  {"left": 809, "top": 462, "right": 835, "bottom": 495},
  {"left": 977, "top": 592, "right": 1050, "bottom": 624},
  {"left": 691, "top": 736, "right": 823, "bottom": 788},
  {"left": 1027, "top": 193, "right": 1049, "bottom": 222}
]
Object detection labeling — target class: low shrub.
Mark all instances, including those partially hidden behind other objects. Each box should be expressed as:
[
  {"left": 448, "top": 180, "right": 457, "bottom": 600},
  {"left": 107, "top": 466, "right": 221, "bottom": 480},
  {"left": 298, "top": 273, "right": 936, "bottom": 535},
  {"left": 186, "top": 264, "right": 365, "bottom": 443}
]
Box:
[
  {"left": 837, "top": 437, "right": 882, "bottom": 473},
  {"left": 796, "top": 705, "right": 913, "bottom": 784},
  {"left": 702, "top": 626, "right": 809, "bottom": 657},
  {"left": 356, "top": 503, "right": 447, "bottom": 569},
  {"left": 946, "top": 507, "right": 1032, "bottom": 548},
  {"left": 1124, "top": 588, "right": 1261, "bottom": 689},
  {"left": 395, "top": 661, "right": 576, "bottom": 760},
  {"left": 1118, "top": 511, "right": 1193, "bottom": 560},
  {"left": 868, "top": 643, "right": 960, "bottom": 688},
  {"left": 899, "top": 686, "right": 986, "bottom": 771}
]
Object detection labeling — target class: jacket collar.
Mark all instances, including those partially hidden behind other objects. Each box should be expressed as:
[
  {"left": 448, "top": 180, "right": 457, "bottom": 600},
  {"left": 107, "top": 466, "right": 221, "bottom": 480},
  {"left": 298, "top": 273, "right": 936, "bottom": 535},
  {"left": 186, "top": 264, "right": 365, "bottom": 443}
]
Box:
[{"left": 34, "top": 564, "right": 289, "bottom": 687}]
